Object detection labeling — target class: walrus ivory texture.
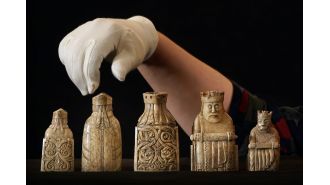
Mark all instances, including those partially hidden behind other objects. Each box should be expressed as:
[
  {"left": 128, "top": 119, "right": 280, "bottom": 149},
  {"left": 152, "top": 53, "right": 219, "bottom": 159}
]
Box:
[
  {"left": 191, "top": 91, "right": 238, "bottom": 171},
  {"left": 247, "top": 110, "right": 280, "bottom": 171},
  {"left": 134, "top": 92, "right": 179, "bottom": 171},
  {"left": 41, "top": 108, "right": 74, "bottom": 172},
  {"left": 81, "top": 93, "right": 122, "bottom": 171}
]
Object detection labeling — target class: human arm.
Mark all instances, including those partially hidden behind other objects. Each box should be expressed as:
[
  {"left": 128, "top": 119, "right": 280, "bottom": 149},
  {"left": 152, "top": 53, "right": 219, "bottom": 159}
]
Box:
[
  {"left": 58, "top": 16, "right": 233, "bottom": 135},
  {"left": 138, "top": 32, "right": 233, "bottom": 135}
]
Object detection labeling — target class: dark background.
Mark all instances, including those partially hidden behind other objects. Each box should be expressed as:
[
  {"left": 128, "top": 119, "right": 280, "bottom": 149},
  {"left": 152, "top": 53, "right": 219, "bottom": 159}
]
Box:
[{"left": 27, "top": 0, "right": 302, "bottom": 159}]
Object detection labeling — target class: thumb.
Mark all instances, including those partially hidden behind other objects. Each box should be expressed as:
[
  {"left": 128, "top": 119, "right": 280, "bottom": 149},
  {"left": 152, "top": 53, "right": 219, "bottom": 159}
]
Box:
[
  {"left": 111, "top": 28, "right": 146, "bottom": 81},
  {"left": 111, "top": 48, "right": 140, "bottom": 81}
]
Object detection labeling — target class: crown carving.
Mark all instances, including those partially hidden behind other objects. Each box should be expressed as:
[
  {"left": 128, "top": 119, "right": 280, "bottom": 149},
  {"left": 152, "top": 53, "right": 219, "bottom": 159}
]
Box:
[
  {"left": 257, "top": 110, "right": 272, "bottom": 120},
  {"left": 200, "top": 91, "right": 224, "bottom": 103}
]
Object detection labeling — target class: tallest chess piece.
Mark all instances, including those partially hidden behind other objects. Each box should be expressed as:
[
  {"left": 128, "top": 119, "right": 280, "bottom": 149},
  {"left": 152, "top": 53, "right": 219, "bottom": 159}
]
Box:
[
  {"left": 134, "top": 92, "right": 179, "bottom": 171},
  {"left": 82, "top": 93, "right": 122, "bottom": 171},
  {"left": 190, "top": 91, "right": 238, "bottom": 171}
]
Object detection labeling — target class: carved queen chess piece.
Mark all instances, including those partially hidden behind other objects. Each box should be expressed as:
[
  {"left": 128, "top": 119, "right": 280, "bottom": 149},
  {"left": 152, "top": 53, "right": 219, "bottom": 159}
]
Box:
[
  {"left": 190, "top": 91, "right": 238, "bottom": 171},
  {"left": 134, "top": 92, "right": 179, "bottom": 171},
  {"left": 41, "top": 108, "right": 74, "bottom": 172},
  {"left": 81, "top": 93, "right": 122, "bottom": 171},
  {"left": 247, "top": 110, "right": 280, "bottom": 171}
]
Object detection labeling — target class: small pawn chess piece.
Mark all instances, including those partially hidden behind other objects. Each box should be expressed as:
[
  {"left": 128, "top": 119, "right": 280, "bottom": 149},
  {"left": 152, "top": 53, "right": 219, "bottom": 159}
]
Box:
[
  {"left": 41, "top": 108, "right": 74, "bottom": 172},
  {"left": 134, "top": 92, "right": 179, "bottom": 171},
  {"left": 247, "top": 110, "right": 280, "bottom": 171},
  {"left": 190, "top": 91, "right": 238, "bottom": 171},
  {"left": 81, "top": 93, "right": 122, "bottom": 171}
]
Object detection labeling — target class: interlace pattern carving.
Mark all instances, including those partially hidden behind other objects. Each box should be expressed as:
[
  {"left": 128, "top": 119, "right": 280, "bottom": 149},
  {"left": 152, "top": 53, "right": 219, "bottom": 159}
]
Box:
[
  {"left": 41, "top": 138, "right": 74, "bottom": 171},
  {"left": 135, "top": 126, "right": 178, "bottom": 171},
  {"left": 134, "top": 92, "right": 179, "bottom": 171}
]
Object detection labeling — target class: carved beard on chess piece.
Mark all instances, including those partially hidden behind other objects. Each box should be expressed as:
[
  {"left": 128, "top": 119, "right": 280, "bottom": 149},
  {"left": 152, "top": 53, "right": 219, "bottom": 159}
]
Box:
[
  {"left": 247, "top": 110, "right": 280, "bottom": 171},
  {"left": 134, "top": 92, "right": 179, "bottom": 171},
  {"left": 41, "top": 108, "right": 74, "bottom": 172},
  {"left": 190, "top": 91, "right": 239, "bottom": 171},
  {"left": 81, "top": 93, "right": 122, "bottom": 171}
]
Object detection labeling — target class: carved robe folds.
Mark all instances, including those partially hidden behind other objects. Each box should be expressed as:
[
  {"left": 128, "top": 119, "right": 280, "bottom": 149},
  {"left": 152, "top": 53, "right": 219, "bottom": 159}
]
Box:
[
  {"left": 41, "top": 108, "right": 74, "bottom": 172},
  {"left": 134, "top": 92, "right": 179, "bottom": 171},
  {"left": 191, "top": 91, "right": 238, "bottom": 171},
  {"left": 190, "top": 131, "right": 238, "bottom": 171},
  {"left": 247, "top": 110, "right": 280, "bottom": 171},
  {"left": 82, "top": 93, "right": 122, "bottom": 171}
]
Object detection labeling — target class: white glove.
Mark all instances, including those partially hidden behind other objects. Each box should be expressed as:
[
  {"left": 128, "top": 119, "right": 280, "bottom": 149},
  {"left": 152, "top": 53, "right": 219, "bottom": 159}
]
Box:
[{"left": 58, "top": 16, "right": 158, "bottom": 95}]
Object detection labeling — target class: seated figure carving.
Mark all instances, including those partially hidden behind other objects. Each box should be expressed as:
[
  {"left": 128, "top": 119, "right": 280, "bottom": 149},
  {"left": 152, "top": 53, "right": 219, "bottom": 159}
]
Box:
[
  {"left": 190, "top": 91, "right": 238, "bottom": 171},
  {"left": 248, "top": 110, "right": 280, "bottom": 171}
]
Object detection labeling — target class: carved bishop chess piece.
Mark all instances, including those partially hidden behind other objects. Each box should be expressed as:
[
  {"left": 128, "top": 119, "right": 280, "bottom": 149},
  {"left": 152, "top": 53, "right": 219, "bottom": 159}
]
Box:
[
  {"left": 247, "top": 110, "right": 280, "bottom": 171},
  {"left": 81, "top": 93, "right": 122, "bottom": 171},
  {"left": 41, "top": 108, "right": 74, "bottom": 172},
  {"left": 190, "top": 91, "right": 238, "bottom": 171},
  {"left": 134, "top": 92, "right": 179, "bottom": 171}
]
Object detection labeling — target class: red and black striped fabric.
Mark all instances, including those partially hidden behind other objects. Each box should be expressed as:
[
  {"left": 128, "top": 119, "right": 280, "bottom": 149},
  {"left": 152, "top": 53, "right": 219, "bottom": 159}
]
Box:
[{"left": 229, "top": 81, "right": 302, "bottom": 156}]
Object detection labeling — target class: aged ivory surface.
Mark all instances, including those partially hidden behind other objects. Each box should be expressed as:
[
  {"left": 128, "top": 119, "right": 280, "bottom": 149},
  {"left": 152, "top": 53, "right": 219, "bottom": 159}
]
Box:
[
  {"left": 134, "top": 92, "right": 179, "bottom": 171},
  {"left": 41, "top": 108, "right": 74, "bottom": 172},
  {"left": 191, "top": 91, "right": 238, "bottom": 171},
  {"left": 82, "top": 93, "right": 122, "bottom": 171},
  {"left": 248, "top": 110, "right": 280, "bottom": 171}
]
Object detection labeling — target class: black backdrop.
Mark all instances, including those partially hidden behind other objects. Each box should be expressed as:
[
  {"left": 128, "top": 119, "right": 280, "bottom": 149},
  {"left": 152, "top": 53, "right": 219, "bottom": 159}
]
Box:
[{"left": 27, "top": 0, "right": 302, "bottom": 159}]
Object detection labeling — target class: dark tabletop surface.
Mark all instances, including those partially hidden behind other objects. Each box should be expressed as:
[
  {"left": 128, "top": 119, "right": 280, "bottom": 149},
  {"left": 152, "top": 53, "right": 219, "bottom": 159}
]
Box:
[{"left": 27, "top": 157, "right": 302, "bottom": 185}]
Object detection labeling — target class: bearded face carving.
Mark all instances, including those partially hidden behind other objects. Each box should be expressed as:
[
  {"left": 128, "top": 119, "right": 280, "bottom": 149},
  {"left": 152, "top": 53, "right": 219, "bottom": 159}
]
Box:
[
  {"left": 190, "top": 91, "right": 238, "bottom": 171},
  {"left": 202, "top": 102, "right": 223, "bottom": 123}
]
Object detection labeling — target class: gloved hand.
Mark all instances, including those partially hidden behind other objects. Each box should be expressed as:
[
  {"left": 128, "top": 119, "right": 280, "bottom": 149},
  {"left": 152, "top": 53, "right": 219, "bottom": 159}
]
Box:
[{"left": 58, "top": 16, "right": 158, "bottom": 95}]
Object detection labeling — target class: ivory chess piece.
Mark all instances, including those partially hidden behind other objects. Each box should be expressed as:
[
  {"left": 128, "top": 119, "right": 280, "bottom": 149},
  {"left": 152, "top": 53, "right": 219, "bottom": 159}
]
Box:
[
  {"left": 134, "top": 92, "right": 179, "bottom": 171},
  {"left": 41, "top": 108, "right": 74, "bottom": 172},
  {"left": 81, "top": 93, "right": 122, "bottom": 171},
  {"left": 190, "top": 91, "right": 238, "bottom": 171},
  {"left": 247, "top": 110, "right": 280, "bottom": 171}
]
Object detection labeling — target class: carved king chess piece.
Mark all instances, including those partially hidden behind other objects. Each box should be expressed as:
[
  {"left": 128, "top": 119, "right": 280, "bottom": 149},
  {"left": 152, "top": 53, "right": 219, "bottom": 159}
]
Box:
[
  {"left": 190, "top": 91, "right": 238, "bottom": 171},
  {"left": 41, "top": 108, "right": 74, "bottom": 172},
  {"left": 134, "top": 92, "right": 179, "bottom": 171},
  {"left": 81, "top": 93, "right": 122, "bottom": 171},
  {"left": 247, "top": 110, "right": 280, "bottom": 171}
]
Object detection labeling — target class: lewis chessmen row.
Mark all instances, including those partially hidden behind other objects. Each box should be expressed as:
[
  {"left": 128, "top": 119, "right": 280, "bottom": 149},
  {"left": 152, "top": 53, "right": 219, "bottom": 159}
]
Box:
[{"left": 40, "top": 91, "right": 280, "bottom": 172}]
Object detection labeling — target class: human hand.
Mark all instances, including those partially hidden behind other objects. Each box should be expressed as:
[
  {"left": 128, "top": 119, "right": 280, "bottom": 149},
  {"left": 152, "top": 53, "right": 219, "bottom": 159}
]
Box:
[{"left": 58, "top": 16, "right": 158, "bottom": 95}]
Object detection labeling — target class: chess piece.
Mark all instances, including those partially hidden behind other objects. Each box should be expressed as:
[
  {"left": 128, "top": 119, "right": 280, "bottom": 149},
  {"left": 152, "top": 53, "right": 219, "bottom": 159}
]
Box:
[
  {"left": 247, "top": 110, "right": 280, "bottom": 171},
  {"left": 134, "top": 92, "right": 179, "bottom": 171},
  {"left": 81, "top": 93, "right": 122, "bottom": 171},
  {"left": 190, "top": 91, "right": 238, "bottom": 171},
  {"left": 41, "top": 108, "right": 74, "bottom": 172}
]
